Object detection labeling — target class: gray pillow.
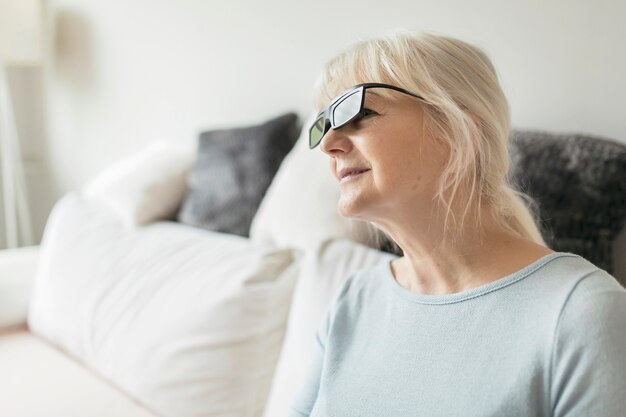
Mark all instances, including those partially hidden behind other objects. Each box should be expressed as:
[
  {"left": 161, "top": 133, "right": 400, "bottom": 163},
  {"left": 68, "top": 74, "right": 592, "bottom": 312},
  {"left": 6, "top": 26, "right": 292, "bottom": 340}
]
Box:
[
  {"left": 508, "top": 129, "right": 626, "bottom": 277},
  {"left": 177, "top": 112, "right": 300, "bottom": 237}
]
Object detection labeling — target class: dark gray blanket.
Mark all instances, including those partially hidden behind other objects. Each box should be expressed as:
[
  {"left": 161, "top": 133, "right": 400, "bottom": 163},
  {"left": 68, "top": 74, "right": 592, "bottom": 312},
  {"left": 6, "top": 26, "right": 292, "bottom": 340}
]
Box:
[{"left": 508, "top": 129, "right": 626, "bottom": 276}]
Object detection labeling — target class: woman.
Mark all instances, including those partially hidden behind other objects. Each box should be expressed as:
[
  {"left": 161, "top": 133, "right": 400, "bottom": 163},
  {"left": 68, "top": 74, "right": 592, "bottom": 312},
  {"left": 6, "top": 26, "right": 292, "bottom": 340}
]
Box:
[{"left": 289, "top": 31, "right": 626, "bottom": 417}]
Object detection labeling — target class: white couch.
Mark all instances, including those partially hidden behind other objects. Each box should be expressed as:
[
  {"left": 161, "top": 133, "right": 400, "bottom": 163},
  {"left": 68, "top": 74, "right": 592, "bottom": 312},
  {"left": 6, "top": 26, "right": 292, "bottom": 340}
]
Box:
[
  {"left": 0, "top": 127, "right": 396, "bottom": 417},
  {"left": 0, "top": 203, "right": 395, "bottom": 417},
  {"left": 1, "top": 126, "right": 625, "bottom": 417}
]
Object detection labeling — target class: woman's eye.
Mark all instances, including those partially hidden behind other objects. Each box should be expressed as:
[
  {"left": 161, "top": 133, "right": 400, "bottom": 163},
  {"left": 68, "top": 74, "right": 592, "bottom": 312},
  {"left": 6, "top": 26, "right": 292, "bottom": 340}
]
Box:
[
  {"left": 349, "top": 108, "right": 378, "bottom": 128},
  {"left": 361, "top": 108, "right": 377, "bottom": 117}
]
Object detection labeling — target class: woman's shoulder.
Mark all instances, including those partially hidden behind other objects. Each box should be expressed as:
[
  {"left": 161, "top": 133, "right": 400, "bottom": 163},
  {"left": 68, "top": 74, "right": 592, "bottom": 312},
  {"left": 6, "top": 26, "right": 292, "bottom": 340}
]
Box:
[
  {"left": 535, "top": 251, "right": 623, "bottom": 290},
  {"left": 533, "top": 252, "right": 626, "bottom": 318},
  {"left": 559, "top": 261, "right": 626, "bottom": 306}
]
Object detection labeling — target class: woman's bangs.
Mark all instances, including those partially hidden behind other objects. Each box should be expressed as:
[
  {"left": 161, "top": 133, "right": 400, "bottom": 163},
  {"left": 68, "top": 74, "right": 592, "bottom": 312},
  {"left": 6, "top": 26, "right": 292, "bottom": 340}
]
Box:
[{"left": 313, "top": 48, "right": 395, "bottom": 110}]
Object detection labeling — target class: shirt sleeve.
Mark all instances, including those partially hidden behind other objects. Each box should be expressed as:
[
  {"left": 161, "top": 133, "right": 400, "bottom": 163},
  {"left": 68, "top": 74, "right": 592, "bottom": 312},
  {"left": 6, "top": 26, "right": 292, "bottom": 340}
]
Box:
[{"left": 551, "top": 270, "right": 626, "bottom": 417}]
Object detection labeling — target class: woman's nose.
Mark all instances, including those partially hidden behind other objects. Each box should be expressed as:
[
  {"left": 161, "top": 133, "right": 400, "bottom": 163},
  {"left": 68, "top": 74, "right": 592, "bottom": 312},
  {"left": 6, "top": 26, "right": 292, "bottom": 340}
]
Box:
[{"left": 319, "top": 127, "right": 352, "bottom": 155}]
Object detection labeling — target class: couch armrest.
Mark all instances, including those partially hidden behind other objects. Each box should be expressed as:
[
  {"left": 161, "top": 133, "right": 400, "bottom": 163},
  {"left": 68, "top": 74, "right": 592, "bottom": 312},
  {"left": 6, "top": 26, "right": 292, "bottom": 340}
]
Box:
[{"left": 0, "top": 246, "right": 40, "bottom": 330}]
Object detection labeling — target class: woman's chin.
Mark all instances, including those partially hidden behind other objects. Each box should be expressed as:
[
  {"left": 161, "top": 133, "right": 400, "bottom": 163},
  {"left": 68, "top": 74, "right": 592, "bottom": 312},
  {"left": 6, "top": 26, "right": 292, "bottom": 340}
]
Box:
[
  {"left": 337, "top": 197, "right": 368, "bottom": 219},
  {"left": 338, "top": 203, "right": 354, "bottom": 218}
]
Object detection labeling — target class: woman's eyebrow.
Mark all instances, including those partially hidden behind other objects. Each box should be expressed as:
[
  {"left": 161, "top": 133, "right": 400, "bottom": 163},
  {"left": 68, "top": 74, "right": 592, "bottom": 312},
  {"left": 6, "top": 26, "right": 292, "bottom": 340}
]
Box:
[
  {"left": 364, "top": 92, "right": 385, "bottom": 105},
  {"left": 365, "top": 91, "right": 384, "bottom": 101},
  {"left": 367, "top": 91, "right": 382, "bottom": 98}
]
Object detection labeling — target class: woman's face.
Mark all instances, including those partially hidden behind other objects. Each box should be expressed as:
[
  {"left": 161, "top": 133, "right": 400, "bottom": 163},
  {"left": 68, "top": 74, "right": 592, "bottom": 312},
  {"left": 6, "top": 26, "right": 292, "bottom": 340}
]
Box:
[{"left": 319, "top": 87, "right": 450, "bottom": 223}]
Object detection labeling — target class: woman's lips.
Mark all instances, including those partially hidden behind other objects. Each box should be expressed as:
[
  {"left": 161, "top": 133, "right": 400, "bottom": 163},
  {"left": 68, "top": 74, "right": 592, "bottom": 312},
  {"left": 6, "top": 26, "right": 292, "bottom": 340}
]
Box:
[{"left": 340, "top": 169, "right": 370, "bottom": 183}]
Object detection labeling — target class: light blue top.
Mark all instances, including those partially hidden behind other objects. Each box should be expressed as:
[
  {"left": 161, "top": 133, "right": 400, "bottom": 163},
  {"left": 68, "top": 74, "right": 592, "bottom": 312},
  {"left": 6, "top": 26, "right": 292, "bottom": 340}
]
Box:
[{"left": 288, "top": 252, "right": 626, "bottom": 417}]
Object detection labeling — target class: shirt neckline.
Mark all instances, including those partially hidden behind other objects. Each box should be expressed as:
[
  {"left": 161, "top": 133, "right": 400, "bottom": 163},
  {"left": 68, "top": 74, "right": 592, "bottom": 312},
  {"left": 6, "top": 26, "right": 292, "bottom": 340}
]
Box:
[{"left": 382, "top": 252, "right": 579, "bottom": 304}]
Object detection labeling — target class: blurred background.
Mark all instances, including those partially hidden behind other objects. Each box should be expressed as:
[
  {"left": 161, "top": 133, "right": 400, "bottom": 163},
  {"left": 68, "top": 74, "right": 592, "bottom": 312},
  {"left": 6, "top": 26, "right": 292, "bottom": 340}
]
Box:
[{"left": 1, "top": 0, "right": 626, "bottom": 250}]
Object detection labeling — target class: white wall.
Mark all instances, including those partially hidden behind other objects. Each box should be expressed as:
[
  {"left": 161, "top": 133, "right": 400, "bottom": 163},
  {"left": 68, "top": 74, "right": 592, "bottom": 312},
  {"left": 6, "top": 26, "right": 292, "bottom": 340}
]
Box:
[{"left": 12, "top": 0, "right": 626, "bottom": 244}]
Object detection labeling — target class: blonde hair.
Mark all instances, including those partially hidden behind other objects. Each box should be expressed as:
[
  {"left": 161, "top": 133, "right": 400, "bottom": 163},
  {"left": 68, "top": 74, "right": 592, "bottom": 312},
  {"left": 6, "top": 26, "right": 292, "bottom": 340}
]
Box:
[{"left": 313, "top": 30, "right": 547, "bottom": 250}]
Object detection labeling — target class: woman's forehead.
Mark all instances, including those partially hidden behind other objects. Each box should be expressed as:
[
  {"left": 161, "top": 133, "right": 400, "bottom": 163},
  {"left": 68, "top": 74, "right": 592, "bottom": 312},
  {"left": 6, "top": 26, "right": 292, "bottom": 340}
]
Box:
[
  {"left": 317, "top": 78, "right": 397, "bottom": 110},
  {"left": 331, "top": 82, "right": 391, "bottom": 100},
  {"left": 318, "top": 86, "right": 395, "bottom": 113}
]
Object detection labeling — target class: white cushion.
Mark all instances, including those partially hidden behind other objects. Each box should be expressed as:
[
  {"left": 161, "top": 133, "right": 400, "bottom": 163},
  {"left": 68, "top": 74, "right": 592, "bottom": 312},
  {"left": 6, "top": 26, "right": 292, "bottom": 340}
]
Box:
[
  {"left": 263, "top": 238, "right": 398, "bottom": 417},
  {"left": 28, "top": 193, "right": 301, "bottom": 417},
  {"left": 82, "top": 141, "right": 194, "bottom": 227},
  {"left": 0, "top": 246, "right": 39, "bottom": 330},
  {"left": 249, "top": 113, "right": 377, "bottom": 250}
]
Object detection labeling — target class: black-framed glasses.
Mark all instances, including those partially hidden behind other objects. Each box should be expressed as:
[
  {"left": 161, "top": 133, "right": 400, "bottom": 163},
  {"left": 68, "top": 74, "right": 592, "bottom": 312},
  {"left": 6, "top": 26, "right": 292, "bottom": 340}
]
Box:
[{"left": 308, "top": 82, "right": 425, "bottom": 149}]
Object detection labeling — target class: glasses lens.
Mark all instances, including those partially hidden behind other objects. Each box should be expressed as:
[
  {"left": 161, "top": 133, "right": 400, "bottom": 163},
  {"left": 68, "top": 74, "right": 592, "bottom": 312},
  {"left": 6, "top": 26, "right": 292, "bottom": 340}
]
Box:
[
  {"left": 332, "top": 89, "right": 363, "bottom": 127},
  {"left": 309, "top": 117, "right": 326, "bottom": 148}
]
